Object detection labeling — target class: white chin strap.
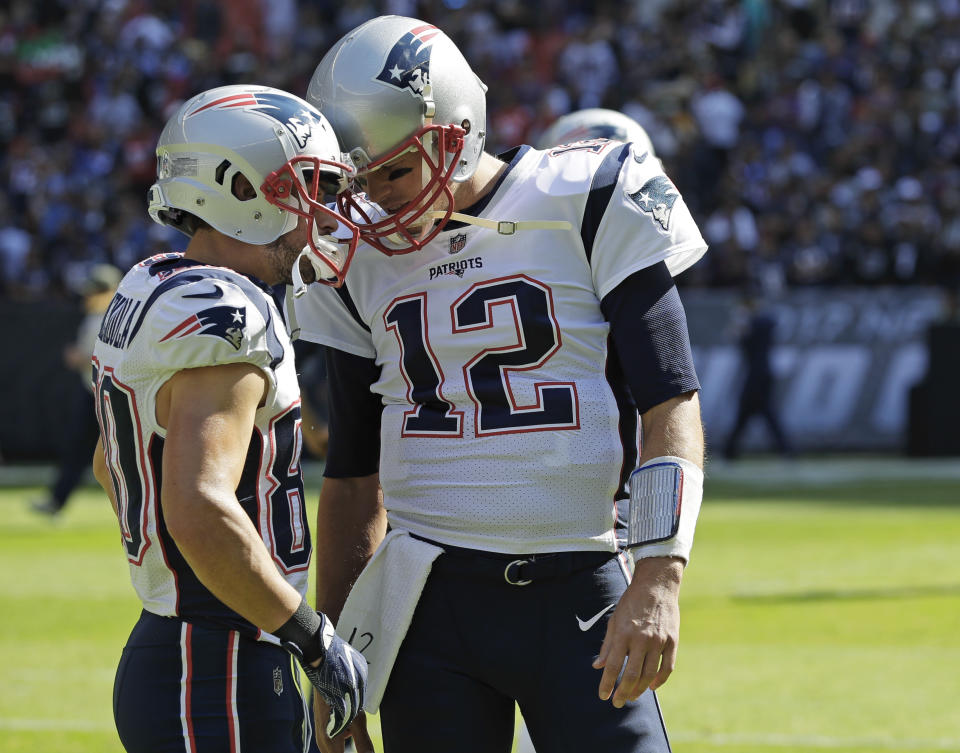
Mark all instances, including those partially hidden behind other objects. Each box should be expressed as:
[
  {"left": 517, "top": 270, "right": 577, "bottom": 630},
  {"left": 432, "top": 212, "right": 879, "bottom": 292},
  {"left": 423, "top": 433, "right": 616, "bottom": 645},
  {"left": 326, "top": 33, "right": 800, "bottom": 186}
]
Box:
[
  {"left": 291, "top": 236, "right": 342, "bottom": 298},
  {"left": 424, "top": 211, "right": 572, "bottom": 235}
]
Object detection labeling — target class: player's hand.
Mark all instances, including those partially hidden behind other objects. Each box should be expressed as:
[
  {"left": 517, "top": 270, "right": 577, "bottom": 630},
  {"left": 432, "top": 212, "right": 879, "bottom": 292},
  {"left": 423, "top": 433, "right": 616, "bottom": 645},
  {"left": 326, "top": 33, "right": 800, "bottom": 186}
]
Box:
[
  {"left": 593, "top": 556, "right": 683, "bottom": 707},
  {"left": 289, "top": 612, "right": 367, "bottom": 738},
  {"left": 312, "top": 696, "right": 374, "bottom": 753}
]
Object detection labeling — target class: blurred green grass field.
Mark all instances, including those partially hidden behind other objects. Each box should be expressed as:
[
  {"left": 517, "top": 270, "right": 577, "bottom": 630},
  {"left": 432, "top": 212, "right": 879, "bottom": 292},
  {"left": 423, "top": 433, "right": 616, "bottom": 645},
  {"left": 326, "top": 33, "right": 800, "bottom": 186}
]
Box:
[{"left": 1, "top": 465, "right": 958, "bottom": 753}]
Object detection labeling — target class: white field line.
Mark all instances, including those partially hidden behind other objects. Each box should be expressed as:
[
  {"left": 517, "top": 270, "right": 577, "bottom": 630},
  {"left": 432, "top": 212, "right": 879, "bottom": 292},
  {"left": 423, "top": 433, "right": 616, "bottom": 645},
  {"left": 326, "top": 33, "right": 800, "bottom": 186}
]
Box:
[
  {"left": 2, "top": 718, "right": 959, "bottom": 750},
  {"left": 670, "top": 730, "right": 960, "bottom": 750}
]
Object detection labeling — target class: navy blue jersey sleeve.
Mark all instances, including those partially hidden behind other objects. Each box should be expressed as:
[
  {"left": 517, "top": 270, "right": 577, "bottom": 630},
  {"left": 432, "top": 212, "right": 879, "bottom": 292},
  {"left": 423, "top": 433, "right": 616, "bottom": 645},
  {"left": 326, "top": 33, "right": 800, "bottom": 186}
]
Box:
[
  {"left": 322, "top": 346, "right": 383, "bottom": 478},
  {"left": 600, "top": 261, "right": 700, "bottom": 414}
]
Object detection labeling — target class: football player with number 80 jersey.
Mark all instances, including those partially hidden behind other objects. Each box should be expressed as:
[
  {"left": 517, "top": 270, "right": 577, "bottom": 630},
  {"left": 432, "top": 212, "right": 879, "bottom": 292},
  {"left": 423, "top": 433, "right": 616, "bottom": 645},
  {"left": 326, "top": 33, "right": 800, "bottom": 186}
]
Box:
[
  {"left": 296, "top": 15, "right": 709, "bottom": 753},
  {"left": 91, "top": 85, "right": 368, "bottom": 753}
]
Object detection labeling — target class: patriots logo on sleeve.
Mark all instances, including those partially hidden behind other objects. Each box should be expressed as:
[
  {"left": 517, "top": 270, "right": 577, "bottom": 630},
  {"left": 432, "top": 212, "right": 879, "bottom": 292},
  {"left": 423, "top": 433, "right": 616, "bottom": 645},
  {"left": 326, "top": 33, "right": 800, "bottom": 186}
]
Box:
[
  {"left": 627, "top": 176, "right": 680, "bottom": 232},
  {"left": 160, "top": 305, "right": 247, "bottom": 351},
  {"left": 375, "top": 24, "right": 440, "bottom": 98}
]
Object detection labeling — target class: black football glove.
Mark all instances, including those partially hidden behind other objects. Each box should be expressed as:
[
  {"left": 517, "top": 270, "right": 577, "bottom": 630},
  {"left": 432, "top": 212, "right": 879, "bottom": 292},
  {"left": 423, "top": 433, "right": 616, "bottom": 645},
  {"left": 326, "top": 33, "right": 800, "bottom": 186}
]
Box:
[{"left": 283, "top": 610, "right": 367, "bottom": 738}]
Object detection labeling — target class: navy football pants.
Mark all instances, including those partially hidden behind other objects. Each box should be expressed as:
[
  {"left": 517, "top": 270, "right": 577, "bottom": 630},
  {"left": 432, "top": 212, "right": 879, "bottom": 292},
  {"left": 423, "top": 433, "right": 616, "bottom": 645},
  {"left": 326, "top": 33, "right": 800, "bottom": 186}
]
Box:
[
  {"left": 379, "top": 548, "right": 672, "bottom": 753},
  {"left": 114, "top": 611, "right": 317, "bottom": 753}
]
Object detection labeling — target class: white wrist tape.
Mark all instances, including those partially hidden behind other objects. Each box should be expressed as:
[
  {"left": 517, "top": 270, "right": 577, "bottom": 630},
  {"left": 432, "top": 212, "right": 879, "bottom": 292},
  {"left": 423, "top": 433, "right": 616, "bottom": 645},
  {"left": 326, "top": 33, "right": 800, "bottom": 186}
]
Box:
[{"left": 627, "top": 456, "right": 703, "bottom": 563}]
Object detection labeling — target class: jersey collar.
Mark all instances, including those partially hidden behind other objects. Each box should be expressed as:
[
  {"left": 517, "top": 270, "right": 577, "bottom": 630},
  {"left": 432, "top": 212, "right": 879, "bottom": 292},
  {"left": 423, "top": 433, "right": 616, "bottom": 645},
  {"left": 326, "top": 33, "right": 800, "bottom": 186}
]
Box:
[{"left": 441, "top": 145, "right": 532, "bottom": 231}]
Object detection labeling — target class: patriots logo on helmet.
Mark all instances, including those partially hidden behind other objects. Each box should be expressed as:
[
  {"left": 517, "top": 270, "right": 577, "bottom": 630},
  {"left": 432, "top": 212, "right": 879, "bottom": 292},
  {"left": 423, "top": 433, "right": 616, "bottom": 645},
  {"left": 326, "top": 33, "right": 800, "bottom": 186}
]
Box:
[
  {"left": 186, "top": 91, "right": 322, "bottom": 149},
  {"left": 375, "top": 24, "right": 440, "bottom": 98},
  {"left": 160, "top": 304, "right": 247, "bottom": 350},
  {"left": 628, "top": 176, "right": 680, "bottom": 232}
]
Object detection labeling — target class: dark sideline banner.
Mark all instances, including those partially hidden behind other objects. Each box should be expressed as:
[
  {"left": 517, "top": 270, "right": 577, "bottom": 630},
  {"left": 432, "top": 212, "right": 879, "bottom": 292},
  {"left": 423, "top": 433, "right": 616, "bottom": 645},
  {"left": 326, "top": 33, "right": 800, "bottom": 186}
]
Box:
[
  {"left": 683, "top": 288, "right": 946, "bottom": 452},
  {"left": 0, "top": 300, "right": 81, "bottom": 461},
  {"left": 0, "top": 289, "right": 948, "bottom": 459}
]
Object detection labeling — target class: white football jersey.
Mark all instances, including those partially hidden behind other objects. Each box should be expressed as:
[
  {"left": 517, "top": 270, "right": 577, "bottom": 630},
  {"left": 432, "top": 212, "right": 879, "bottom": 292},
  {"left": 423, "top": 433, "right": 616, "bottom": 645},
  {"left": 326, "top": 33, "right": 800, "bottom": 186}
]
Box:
[
  {"left": 92, "top": 253, "right": 309, "bottom": 636},
  {"left": 296, "top": 143, "right": 707, "bottom": 554}
]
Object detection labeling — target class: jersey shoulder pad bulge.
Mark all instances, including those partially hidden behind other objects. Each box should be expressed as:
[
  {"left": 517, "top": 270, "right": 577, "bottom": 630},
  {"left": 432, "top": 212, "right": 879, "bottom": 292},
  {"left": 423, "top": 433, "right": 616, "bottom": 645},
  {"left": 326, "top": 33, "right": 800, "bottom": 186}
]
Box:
[
  {"left": 591, "top": 144, "right": 707, "bottom": 297},
  {"left": 143, "top": 272, "right": 277, "bottom": 373}
]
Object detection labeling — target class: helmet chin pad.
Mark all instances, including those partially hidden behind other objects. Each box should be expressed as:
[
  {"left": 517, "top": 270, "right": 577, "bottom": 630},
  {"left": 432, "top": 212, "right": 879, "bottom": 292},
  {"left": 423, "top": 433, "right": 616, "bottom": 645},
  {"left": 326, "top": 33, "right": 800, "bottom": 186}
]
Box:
[
  {"left": 291, "top": 233, "right": 354, "bottom": 295},
  {"left": 337, "top": 123, "right": 466, "bottom": 255}
]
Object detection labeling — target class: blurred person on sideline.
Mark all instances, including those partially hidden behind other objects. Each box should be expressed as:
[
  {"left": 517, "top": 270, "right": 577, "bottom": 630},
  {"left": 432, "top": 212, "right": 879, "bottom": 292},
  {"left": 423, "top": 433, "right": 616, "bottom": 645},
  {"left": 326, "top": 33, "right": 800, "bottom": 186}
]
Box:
[
  {"left": 90, "top": 85, "right": 367, "bottom": 753},
  {"left": 296, "top": 16, "right": 707, "bottom": 753},
  {"left": 722, "top": 290, "right": 793, "bottom": 460},
  {"left": 30, "top": 263, "right": 122, "bottom": 517}
]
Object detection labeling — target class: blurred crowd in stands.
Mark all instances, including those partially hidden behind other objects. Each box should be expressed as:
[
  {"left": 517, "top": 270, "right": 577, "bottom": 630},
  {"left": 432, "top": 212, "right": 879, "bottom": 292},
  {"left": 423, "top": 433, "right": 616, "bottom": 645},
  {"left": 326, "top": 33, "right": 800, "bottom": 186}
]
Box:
[{"left": 3, "top": 0, "right": 960, "bottom": 302}]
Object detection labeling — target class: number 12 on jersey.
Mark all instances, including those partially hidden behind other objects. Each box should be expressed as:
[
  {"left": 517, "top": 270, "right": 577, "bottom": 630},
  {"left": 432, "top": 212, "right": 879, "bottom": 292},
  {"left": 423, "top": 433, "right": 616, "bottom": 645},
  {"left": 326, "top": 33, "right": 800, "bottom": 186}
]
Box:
[{"left": 384, "top": 275, "right": 580, "bottom": 437}]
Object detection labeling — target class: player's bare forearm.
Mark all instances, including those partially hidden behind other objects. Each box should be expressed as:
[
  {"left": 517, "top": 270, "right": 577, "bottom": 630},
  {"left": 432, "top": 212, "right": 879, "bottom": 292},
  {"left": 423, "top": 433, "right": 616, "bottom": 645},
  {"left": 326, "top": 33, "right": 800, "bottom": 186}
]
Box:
[
  {"left": 595, "top": 391, "right": 703, "bottom": 704},
  {"left": 311, "top": 476, "right": 383, "bottom": 751},
  {"left": 313, "top": 474, "right": 385, "bottom": 622},
  {"left": 161, "top": 363, "right": 303, "bottom": 633},
  {"left": 639, "top": 390, "right": 704, "bottom": 467},
  {"left": 630, "top": 389, "right": 703, "bottom": 583},
  {"left": 631, "top": 389, "right": 703, "bottom": 582},
  {"left": 166, "top": 483, "right": 303, "bottom": 630}
]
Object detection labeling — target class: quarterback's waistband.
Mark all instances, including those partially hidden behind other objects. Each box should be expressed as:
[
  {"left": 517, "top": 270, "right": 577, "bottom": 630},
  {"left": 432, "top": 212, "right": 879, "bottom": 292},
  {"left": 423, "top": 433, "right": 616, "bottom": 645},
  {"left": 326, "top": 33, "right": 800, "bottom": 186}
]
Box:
[{"left": 410, "top": 534, "right": 616, "bottom": 586}]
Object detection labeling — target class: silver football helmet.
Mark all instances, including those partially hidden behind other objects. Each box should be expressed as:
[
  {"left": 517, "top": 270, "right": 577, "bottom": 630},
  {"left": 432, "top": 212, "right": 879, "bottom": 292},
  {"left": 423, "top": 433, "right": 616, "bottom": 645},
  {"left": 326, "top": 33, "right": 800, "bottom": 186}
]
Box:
[
  {"left": 148, "top": 84, "right": 359, "bottom": 287},
  {"left": 307, "top": 16, "right": 487, "bottom": 255},
  {"left": 538, "top": 108, "right": 655, "bottom": 157}
]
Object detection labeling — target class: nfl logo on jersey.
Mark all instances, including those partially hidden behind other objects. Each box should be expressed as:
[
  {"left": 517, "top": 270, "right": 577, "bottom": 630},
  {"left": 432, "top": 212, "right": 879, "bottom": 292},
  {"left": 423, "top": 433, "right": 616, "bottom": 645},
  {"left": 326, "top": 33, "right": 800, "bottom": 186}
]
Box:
[
  {"left": 273, "top": 666, "right": 283, "bottom": 696},
  {"left": 449, "top": 233, "right": 467, "bottom": 254}
]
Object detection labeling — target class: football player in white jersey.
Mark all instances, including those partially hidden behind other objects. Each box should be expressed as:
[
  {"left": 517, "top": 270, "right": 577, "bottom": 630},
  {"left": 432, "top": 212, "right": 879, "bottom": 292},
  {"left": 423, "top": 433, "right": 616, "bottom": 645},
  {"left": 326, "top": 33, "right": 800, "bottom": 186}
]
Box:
[
  {"left": 297, "top": 16, "right": 707, "bottom": 753},
  {"left": 90, "top": 85, "right": 369, "bottom": 753}
]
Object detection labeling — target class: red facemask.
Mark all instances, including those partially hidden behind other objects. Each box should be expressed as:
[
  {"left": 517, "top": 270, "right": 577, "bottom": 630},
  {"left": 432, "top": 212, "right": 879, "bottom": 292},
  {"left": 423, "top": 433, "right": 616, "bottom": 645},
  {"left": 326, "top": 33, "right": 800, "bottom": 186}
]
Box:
[
  {"left": 261, "top": 155, "right": 360, "bottom": 287},
  {"left": 336, "top": 123, "right": 466, "bottom": 255}
]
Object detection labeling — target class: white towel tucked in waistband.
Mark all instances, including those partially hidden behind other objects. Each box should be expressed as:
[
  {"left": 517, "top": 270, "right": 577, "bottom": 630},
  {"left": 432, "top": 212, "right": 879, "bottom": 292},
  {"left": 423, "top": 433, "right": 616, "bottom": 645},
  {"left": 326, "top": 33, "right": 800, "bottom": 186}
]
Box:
[{"left": 335, "top": 529, "right": 443, "bottom": 712}]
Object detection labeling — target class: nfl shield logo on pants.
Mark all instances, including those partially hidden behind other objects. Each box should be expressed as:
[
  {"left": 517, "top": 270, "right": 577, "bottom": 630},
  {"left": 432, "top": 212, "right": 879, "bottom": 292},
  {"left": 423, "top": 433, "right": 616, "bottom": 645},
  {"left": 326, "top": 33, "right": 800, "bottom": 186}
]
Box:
[
  {"left": 273, "top": 666, "right": 283, "bottom": 696},
  {"left": 449, "top": 233, "right": 467, "bottom": 254}
]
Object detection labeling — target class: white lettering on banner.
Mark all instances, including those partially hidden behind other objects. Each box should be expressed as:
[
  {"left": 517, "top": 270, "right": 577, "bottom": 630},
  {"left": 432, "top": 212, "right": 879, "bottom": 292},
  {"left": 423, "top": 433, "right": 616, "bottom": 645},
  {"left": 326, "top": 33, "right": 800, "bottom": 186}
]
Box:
[
  {"left": 773, "top": 302, "right": 855, "bottom": 344},
  {"left": 685, "top": 288, "right": 944, "bottom": 450},
  {"left": 780, "top": 346, "right": 870, "bottom": 433},
  {"left": 771, "top": 348, "right": 798, "bottom": 379},
  {"left": 770, "top": 296, "right": 941, "bottom": 344},
  {"left": 855, "top": 306, "right": 927, "bottom": 342},
  {"left": 694, "top": 344, "right": 885, "bottom": 444},
  {"left": 871, "top": 344, "right": 927, "bottom": 433}
]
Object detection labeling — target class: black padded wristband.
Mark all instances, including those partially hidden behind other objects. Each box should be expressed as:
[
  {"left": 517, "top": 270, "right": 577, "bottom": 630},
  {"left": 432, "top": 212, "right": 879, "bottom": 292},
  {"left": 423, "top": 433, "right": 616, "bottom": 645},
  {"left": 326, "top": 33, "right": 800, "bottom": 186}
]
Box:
[{"left": 273, "top": 598, "right": 324, "bottom": 664}]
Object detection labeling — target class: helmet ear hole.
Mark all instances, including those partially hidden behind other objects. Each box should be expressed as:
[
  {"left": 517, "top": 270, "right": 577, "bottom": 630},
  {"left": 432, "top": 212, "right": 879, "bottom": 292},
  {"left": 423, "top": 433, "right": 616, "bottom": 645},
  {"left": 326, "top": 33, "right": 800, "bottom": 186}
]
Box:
[{"left": 231, "top": 172, "right": 257, "bottom": 201}]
